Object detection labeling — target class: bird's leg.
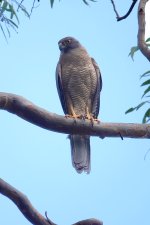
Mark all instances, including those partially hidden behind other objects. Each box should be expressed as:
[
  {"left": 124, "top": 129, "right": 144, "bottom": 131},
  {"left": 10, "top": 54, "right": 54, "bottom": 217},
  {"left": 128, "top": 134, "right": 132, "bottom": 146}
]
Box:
[
  {"left": 85, "top": 107, "right": 100, "bottom": 124},
  {"left": 85, "top": 107, "right": 92, "bottom": 120},
  {"left": 65, "top": 105, "right": 81, "bottom": 119}
]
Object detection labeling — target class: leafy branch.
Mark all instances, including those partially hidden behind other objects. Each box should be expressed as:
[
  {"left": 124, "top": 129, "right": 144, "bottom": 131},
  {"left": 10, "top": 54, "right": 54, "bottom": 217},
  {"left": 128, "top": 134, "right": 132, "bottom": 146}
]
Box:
[
  {"left": 110, "top": 0, "right": 138, "bottom": 21},
  {"left": 49, "top": 0, "right": 96, "bottom": 8},
  {"left": 126, "top": 36, "right": 150, "bottom": 123},
  {"left": 0, "top": 0, "right": 96, "bottom": 39},
  {"left": 128, "top": 38, "right": 150, "bottom": 60},
  {"left": 0, "top": 0, "right": 39, "bottom": 40},
  {"left": 125, "top": 70, "right": 150, "bottom": 123}
]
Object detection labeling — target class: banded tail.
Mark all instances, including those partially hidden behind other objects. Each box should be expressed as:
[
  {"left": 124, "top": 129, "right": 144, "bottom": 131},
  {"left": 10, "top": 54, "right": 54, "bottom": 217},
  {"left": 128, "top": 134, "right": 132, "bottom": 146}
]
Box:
[{"left": 69, "top": 135, "right": 91, "bottom": 174}]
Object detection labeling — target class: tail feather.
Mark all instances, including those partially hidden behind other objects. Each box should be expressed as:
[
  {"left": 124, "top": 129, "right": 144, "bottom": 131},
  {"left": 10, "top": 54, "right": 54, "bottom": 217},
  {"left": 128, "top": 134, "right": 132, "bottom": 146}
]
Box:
[{"left": 69, "top": 135, "right": 90, "bottom": 174}]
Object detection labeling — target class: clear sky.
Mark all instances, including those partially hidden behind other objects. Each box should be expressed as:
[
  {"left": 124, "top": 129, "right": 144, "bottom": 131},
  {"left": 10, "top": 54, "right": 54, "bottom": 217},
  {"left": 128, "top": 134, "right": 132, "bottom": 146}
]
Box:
[{"left": 0, "top": 1, "right": 150, "bottom": 225}]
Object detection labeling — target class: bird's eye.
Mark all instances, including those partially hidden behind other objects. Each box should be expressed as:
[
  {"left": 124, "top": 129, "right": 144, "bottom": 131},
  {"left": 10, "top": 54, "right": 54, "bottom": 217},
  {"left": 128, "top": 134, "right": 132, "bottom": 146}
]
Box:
[{"left": 66, "top": 39, "right": 71, "bottom": 44}]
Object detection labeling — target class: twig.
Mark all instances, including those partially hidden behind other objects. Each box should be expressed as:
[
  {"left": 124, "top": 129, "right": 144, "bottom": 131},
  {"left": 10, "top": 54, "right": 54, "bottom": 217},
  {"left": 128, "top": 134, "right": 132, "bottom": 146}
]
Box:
[
  {"left": 45, "top": 212, "right": 55, "bottom": 225},
  {"left": 110, "top": 0, "right": 138, "bottom": 21},
  {"left": 110, "top": 0, "right": 120, "bottom": 19},
  {"left": 144, "top": 148, "right": 150, "bottom": 160},
  {"left": 17, "top": 0, "right": 25, "bottom": 11},
  {"left": 119, "top": 132, "right": 124, "bottom": 140},
  {"left": 30, "top": 0, "right": 36, "bottom": 15},
  {"left": 30, "top": 0, "right": 40, "bottom": 16}
]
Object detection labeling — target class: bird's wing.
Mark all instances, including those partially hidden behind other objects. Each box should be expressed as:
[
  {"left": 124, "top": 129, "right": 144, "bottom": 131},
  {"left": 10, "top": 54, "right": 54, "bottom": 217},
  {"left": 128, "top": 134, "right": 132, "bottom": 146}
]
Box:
[
  {"left": 91, "top": 57, "right": 102, "bottom": 118},
  {"left": 56, "top": 62, "right": 68, "bottom": 114}
]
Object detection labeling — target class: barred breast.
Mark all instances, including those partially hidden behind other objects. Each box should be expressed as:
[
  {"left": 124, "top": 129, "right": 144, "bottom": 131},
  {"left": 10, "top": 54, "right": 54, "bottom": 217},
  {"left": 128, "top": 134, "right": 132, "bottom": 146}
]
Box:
[{"left": 60, "top": 47, "right": 98, "bottom": 115}]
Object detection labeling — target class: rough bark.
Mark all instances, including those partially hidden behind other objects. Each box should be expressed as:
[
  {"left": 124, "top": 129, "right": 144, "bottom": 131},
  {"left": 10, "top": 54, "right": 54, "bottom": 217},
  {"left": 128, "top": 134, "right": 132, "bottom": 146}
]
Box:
[
  {"left": 0, "top": 178, "right": 56, "bottom": 225},
  {"left": 0, "top": 92, "right": 150, "bottom": 139},
  {"left": 0, "top": 178, "right": 102, "bottom": 225},
  {"left": 138, "top": 0, "right": 150, "bottom": 61},
  {"left": 110, "top": 0, "right": 150, "bottom": 61},
  {"left": 73, "top": 218, "right": 103, "bottom": 225}
]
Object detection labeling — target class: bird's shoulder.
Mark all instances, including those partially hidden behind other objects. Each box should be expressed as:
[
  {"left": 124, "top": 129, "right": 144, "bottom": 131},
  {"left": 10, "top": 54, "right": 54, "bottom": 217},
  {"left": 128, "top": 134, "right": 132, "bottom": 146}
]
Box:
[{"left": 59, "top": 46, "right": 91, "bottom": 65}]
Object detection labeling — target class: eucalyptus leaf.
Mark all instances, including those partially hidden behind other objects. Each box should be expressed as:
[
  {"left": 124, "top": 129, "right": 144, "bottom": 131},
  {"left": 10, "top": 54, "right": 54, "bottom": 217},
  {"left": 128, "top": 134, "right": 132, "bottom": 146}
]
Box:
[
  {"left": 125, "top": 107, "right": 136, "bottom": 114},
  {"left": 136, "top": 101, "right": 148, "bottom": 110},
  {"left": 50, "top": 0, "right": 55, "bottom": 7},
  {"left": 82, "top": 0, "right": 89, "bottom": 5},
  {"left": 141, "top": 79, "right": 150, "bottom": 86},
  {"left": 0, "top": 1, "right": 8, "bottom": 16},
  {"left": 146, "top": 37, "right": 150, "bottom": 42},
  {"left": 7, "top": 18, "right": 18, "bottom": 29},
  {"left": 0, "top": 0, "right": 31, "bottom": 39},
  {"left": 9, "top": 4, "right": 19, "bottom": 23},
  {"left": 19, "top": 5, "right": 30, "bottom": 18},
  {"left": 140, "top": 70, "right": 150, "bottom": 79},
  {"left": 142, "top": 86, "right": 150, "bottom": 98},
  {"left": 82, "top": 0, "right": 96, "bottom": 5},
  {"left": 128, "top": 46, "right": 139, "bottom": 60},
  {"left": 5, "top": 23, "right": 10, "bottom": 37},
  {"left": 0, "top": 23, "right": 7, "bottom": 42},
  {"left": 142, "top": 108, "right": 150, "bottom": 123}
]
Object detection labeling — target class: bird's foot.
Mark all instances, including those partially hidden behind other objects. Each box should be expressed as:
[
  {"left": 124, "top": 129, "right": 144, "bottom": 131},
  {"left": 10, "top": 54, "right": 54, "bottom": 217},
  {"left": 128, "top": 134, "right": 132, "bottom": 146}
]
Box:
[
  {"left": 92, "top": 118, "right": 100, "bottom": 124},
  {"left": 85, "top": 113, "right": 100, "bottom": 126},
  {"left": 65, "top": 114, "right": 83, "bottom": 124},
  {"left": 65, "top": 114, "right": 81, "bottom": 119},
  {"left": 85, "top": 107, "right": 100, "bottom": 125}
]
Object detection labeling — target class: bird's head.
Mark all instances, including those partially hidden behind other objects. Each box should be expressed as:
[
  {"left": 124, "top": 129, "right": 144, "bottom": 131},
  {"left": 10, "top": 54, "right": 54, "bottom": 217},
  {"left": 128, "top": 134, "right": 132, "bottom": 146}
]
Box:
[{"left": 58, "top": 37, "right": 81, "bottom": 52}]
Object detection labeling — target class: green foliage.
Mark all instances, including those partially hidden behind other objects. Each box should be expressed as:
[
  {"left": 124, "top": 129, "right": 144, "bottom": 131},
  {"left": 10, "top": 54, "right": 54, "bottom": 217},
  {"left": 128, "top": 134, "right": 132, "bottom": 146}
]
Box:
[
  {"left": 128, "top": 46, "right": 139, "bottom": 60},
  {"left": 49, "top": 0, "right": 96, "bottom": 8},
  {"left": 0, "top": 0, "right": 30, "bottom": 41},
  {"left": 128, "top": 38, "right": 150, "bottom": 60},
  {"left": 82, "top": 0, "right": 96, "bottom": 6},
  {"left": 125, "top": 70, "right": 150, "bottom": 123},
  {"left": 0, "top": 0, "right": 97, "bottom": 38},
  {"left": 50, "top": 0, "right": 55, "bottom": 8},
  {"left": 126, "top": 39, "right": 150, "bottom": 123}
]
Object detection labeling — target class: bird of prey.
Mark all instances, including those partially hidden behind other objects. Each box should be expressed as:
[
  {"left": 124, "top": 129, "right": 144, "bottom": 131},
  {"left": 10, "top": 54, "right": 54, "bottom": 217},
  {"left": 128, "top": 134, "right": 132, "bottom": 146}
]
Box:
[{"left": 56, "top": 37, "right": 102, "bottom": 174}]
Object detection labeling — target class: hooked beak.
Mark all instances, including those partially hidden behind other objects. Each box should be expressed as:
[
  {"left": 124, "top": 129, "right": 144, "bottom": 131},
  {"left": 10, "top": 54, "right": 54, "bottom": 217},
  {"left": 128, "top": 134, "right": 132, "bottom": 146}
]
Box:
[{"left": 58, "top": 42, "right": 65, "bottom": 51}]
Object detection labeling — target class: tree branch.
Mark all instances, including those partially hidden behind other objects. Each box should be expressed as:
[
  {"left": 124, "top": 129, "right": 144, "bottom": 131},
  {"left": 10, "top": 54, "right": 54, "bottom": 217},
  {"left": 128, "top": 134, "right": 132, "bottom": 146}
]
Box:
[
  {"left": 0, "top": 92, "right": 150, "bottom": 139},
  {"left": 138, "top": 0, "right": 150, "bottom": 61},
  {"left": 73, "top": 218, "right": 103, "bottom": 225},
  {"left": 0, "top": 178, "right": 103, "bottom": 225},
  {"left": 0, "top": 178, "right": 56, "bottom": 225},
  {"left": 110, "top": 0, "right": 138, "bottom": 21}
]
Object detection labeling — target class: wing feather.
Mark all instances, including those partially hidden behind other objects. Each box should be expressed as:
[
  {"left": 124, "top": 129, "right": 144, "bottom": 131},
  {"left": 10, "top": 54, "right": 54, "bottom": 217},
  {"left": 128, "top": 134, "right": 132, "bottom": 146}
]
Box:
[
  {"left": 55, "top": 62, "right": 68, "bottom": 114},
  {"left": 91, "top": 58, "right": 102, "bottom": 118}
]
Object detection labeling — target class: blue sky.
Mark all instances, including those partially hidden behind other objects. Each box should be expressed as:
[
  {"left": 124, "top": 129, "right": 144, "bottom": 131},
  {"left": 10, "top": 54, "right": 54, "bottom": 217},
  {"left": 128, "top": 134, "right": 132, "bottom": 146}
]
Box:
[{"left": 0, "top": 1, "right": 150, "bottom": 225}]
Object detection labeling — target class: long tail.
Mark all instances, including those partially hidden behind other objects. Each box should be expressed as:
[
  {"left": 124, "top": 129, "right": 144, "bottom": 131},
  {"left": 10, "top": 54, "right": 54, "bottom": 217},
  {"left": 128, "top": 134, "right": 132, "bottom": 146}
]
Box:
[{"left": 69, "top": 135, "right": 90, "bottom": 174}]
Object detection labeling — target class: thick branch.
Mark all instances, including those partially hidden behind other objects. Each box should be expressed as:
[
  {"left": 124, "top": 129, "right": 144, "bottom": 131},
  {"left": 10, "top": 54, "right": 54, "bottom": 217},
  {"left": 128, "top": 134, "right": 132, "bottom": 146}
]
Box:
[
  {"left": 110, "top": 0, "right": 138, "bottom": 21},
  {"left": 0, "top": 178, "right": 102, "bottom": 225},
  {"left": 138, "top": 0, "right": 150, "bottom": 61},
  {"left": 0, "top": 178, "right": 56, "bottom": 225},
  {"left": 0, "top": 92, "right": 150, "bottom": 139},
  {"left": 73, "top": 218, "right": 103, "bottom": 225}
]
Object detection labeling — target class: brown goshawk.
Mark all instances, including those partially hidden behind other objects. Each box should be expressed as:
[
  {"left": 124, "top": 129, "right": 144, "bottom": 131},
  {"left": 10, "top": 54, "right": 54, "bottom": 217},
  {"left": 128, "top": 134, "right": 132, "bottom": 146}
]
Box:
[{"left": 56, "top": 37, "right": 102, "bottom": 174}]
